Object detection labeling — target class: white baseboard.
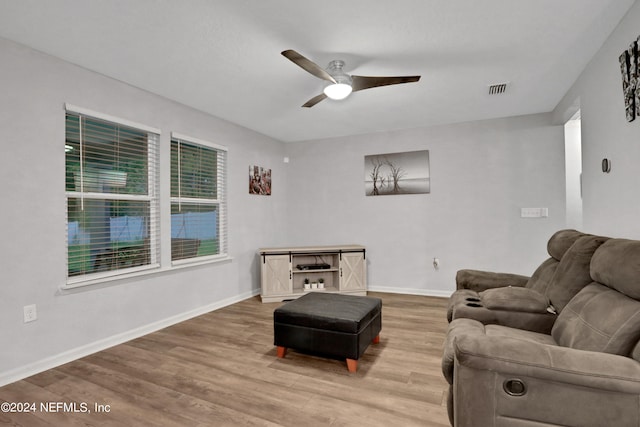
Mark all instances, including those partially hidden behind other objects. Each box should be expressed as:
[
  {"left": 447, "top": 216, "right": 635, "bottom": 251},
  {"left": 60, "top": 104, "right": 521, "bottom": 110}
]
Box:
[
  {"left": 368, "top": 285, "right": 453, "bottom": 298},
  {"left": 0, "top": 289, "right": 260, "bottom": 387}
]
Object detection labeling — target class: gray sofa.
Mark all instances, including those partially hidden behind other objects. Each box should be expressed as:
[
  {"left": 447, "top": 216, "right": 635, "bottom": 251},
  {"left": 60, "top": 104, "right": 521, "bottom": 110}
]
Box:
[
  {"left": 447, "top": 229, "right": 607, "bottom": 333},
  {"left": 442, "top": 238, "right": 640, "bottom": 426}
]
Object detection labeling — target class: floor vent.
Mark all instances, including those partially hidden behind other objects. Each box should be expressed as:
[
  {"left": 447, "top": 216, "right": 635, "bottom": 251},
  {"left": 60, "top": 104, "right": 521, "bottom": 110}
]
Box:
[{"left": 488, "top": 83, "right": 508, "bottom": 95}]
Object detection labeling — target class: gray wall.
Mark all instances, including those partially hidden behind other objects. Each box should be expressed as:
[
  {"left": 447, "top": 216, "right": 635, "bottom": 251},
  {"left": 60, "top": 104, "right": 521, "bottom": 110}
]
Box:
[
  {"left": 0, "top": 37, "right": 288, "bottom": 384},
  {"left": 284, "top": 114, "right": 566, "bottom": 295},
  {"left": 553, "top": 1, "right": 640, "bottom": 239}
]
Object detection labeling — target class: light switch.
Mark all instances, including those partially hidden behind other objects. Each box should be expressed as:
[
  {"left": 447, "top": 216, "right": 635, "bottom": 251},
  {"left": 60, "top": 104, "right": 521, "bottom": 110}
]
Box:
[{"left": 521, "top": 208, "right": 549, "bottom": 218}]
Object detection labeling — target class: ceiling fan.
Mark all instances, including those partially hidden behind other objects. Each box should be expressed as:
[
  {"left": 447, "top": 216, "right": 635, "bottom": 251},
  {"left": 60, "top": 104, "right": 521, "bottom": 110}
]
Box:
[{"left": 282, "top": 50, "right": 421, "bottom": 108}]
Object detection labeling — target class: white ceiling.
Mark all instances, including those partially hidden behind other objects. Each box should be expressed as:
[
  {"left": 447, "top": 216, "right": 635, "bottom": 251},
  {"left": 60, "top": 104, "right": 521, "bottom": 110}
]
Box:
[{"left": 0, "top": 0, "right": 635, "bottom": 142}]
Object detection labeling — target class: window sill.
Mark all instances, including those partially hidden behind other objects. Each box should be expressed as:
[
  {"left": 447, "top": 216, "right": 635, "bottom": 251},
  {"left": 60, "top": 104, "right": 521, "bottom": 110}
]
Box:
[
  {"left": 171, "top": 254, "right": 231, "bottom": 268},
  {"left": 61, "top": 256, "right": 233, "bottom": 292}
]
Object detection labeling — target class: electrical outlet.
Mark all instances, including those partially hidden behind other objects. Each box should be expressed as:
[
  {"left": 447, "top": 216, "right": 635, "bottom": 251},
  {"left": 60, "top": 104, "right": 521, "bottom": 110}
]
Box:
[{"left": 23, "top": 304, "right": 37, "bottom": 323}]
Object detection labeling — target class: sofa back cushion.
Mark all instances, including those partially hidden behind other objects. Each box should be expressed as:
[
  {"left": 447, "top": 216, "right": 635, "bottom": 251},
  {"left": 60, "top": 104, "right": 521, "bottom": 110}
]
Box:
[
  {"left": 527, "top": 229, "right": 585, "bottom": 295},
  {"left": 590, "top": 239, "right": 640, "bottom": 300},
  {"left": 524, "top": 258, "right": 558, "bottom": 294},
  {"left": 546, "top": 229, "right": 586, "bottom": 261},
  {"left": 552, "top": 239, "right": 640, "bottom": 356},
  {"left": 545, "top": 235, "right": 608, "bottom": 312}
]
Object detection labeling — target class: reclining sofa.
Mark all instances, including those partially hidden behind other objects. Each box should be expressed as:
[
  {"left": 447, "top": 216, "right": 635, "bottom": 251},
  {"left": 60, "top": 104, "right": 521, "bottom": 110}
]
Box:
[
  {"left": 442, "top": 237, "right": 640, "bottom": 426},
  {"left": 447, "top": 229, "right": 607, "bottom": 333}
]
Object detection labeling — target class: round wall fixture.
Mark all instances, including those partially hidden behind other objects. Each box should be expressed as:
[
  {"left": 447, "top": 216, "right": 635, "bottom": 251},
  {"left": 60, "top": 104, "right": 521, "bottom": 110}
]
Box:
[{"left": 602, "top": 158, "right": 612, "bottom": 173}]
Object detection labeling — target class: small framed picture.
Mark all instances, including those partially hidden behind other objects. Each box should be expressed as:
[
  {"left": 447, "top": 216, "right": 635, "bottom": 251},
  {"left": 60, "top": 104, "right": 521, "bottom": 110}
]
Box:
[{"left": 249, "top": 165, "right": 271, "bottom": 195}]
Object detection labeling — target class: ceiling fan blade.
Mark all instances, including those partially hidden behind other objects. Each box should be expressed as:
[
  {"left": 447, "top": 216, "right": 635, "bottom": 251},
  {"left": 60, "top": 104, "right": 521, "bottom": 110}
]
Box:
[
  {"left": 302, "top": 93, "right": 328, "bottom": 108},
  {"left": 282, "top": 50, "right": 336, "bottom": 84},
  {"left": 351, "top": 75, "right": 421, "bottom": 92}
]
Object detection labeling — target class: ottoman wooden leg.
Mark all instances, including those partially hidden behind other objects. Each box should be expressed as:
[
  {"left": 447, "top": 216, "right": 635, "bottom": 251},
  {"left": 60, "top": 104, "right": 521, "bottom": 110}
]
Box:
[
  {"left": 372, "top": 334, "right": 380, "bottom": 344},
  {"left": 346, "top": 358, "right": 358, "bottom": 373},
  {"left": 277, "top": 346, "right": 287, "bottom": 358}
]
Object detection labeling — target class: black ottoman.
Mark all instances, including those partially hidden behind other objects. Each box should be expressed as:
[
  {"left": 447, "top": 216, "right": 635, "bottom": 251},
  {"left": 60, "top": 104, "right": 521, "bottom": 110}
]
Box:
[{"left": 274, "top": 292, "right": 382, "bottom": 372}]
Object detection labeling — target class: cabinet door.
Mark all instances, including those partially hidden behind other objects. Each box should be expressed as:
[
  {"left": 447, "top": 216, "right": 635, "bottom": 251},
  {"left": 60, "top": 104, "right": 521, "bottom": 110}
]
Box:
[
  {"left": 339, "top": 252, "right": 366, "bottom": 291},
  {"left": 261, "top": 254, "right": 292, "bottom": 296}
]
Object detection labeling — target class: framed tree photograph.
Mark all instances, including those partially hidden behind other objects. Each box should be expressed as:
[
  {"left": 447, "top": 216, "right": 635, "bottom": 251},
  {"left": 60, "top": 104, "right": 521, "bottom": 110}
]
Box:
[{"left": 364, "top": 150, "right": 430, "bottom": 196}]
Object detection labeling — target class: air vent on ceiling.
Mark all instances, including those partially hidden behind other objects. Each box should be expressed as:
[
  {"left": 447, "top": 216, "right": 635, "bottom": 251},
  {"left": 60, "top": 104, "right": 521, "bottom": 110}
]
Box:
[{"left": 488, "top": 82, "right": 508, "bottom": 95}]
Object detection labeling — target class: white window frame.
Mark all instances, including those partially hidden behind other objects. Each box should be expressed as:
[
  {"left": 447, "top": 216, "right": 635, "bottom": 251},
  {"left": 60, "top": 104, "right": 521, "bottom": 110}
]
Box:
[
  {"left": 64, "top": 104, "right": 161, "bottom": 289},
  {"left": 170, "top": 132, "right": 228, "bottom": 266}
]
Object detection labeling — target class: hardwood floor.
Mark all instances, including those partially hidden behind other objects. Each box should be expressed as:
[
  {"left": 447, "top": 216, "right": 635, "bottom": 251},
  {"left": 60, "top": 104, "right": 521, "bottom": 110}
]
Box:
[{"left": 0, "top": 292, "right": 451, "bottom": 426}]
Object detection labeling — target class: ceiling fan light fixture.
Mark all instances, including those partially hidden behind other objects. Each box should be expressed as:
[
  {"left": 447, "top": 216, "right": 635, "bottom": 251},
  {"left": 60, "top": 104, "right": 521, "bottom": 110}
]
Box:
[
  {"left": 282, "top": 50, "right": 421, "bottom": 107},
  {"left": 323, "top": 59, "right": 353, "bottom": 100},
  {"left": 324, "top": 82, "right": 352, "bottom": 100}
]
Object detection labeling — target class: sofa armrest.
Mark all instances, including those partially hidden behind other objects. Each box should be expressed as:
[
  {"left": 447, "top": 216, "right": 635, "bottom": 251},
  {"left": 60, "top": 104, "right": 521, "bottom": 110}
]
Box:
[
  {"left": 455, "top": 269, "right": 530, "bottom": 291},
  {"left": 455, "top": 333, "right": 640, "bottom": 394},
  {"left": 451, "top": 333, "right": 640, "bottom": 427},
  {"left": 479, "top": 286, "right": 550, "bottom": 313},
  {"left": 442, "top": 318, "right": 486, "bottom": 383}
]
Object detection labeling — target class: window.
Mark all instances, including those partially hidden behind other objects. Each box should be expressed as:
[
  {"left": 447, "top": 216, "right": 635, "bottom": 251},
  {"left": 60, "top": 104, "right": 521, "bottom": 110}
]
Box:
[
  {"left": 170, "top": 132, "right": 227, "bottom": 263},
  {"left": 65, "top": 105, "right": 159, "bottom": 284}
]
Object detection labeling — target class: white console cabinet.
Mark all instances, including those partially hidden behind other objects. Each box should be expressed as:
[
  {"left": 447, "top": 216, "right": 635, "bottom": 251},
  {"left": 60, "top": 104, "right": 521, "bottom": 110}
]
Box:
[{"left": 259, "top": 245, "right": 367, "bottom": 303}]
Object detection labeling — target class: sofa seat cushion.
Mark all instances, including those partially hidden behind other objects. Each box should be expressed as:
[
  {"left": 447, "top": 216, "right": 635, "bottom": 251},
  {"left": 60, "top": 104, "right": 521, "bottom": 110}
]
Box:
[
  {"left": 483, "top": 323, "right": 558, "bottom": 345},
  {"left": 552, "top": 282, "right": 640, "bottom": 356},
  {"left": 480, "top": 286, "right": 550, "bottom": 313}
]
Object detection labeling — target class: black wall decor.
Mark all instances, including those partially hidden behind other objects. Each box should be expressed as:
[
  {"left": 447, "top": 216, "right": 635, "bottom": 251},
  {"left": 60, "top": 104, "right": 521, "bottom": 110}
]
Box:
[{"left": 619, "top": 36, "right": 640, "bottom": 122}]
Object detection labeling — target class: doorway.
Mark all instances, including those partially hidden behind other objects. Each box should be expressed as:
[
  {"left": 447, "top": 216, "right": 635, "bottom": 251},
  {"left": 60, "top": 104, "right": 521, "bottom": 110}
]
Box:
[{"left": 564, "top": 110, "right": 583, "bottom": 229}]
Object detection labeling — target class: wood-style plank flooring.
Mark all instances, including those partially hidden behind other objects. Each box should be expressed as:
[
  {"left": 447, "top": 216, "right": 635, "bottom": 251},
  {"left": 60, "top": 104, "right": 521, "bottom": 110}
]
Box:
[{"left": 0, "top": 292, "right": 451, "bottom": 426}]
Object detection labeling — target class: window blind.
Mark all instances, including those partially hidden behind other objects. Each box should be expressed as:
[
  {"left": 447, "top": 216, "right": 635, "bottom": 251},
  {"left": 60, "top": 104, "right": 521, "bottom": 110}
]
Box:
[
  {"left": 170, "top": 132, "right": 227, "bottom": 262},
  {"left": 65, "top": 109, "right": 160, "bottom": 284}
]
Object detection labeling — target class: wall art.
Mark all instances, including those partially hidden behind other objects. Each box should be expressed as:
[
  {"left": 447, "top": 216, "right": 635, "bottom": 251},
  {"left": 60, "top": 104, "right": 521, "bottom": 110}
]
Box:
[
  {"left": 249, "top": 165, "right": 271, "bottom": 195},
  {"left": 619, "top": 36, "right": 640, "bottom": 122},
  {"left": 364, "top": 150, "right": 430, "bottom": 196}
]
